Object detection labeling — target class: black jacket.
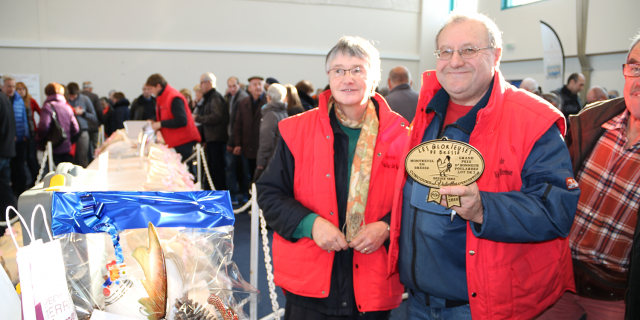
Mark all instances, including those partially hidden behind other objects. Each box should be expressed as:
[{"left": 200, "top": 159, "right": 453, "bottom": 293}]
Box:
[
  {"left": 299, "top": 91, "right": 315, "bottom": 111},
  {"left": 130, "top": 95, "right": 156, "bottom": 121},
  {"left": 565, "top": 98, "right": 639, "bottom": 319},
  {"left": 226, "top": 90, "right": 249, "bottom": 146},
  {"left": 111, "top": 98, "right": 130, "bottom": 131},
  {"left": 194, "top": 88, "right": 228, "bottom": 143},
  {"left": 0, "top": 92, "right": 16, "bottom": 158},
  {"left": 81, "top": 91, "right": 103, "bottom": 125},
  {"left": 553, "top": 85, "right": 583, "bottom": 120}
]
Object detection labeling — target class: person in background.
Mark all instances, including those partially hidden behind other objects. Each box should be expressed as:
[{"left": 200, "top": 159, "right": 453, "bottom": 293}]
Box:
[
  {"left": 385, "top": 65, "right": 420, "bottom": 122},
  {"left": 265, "top": 77, "right": 279, "bottom": 91},
  {"left": 608, "top": 89, "right": 620, "bottom": 99},
  {"left": 257, "top": 36, "right": 407, "bottom": 320},
  {"left": 81, "top": 81, "right": 103, "bottom": 147},
  {"left": 553, "top": 73, "right": 586, "bottom": 119},
  {"left": 66, "top": 82, "right": 98, "bottom": 167},
  {"left": 233, "top": 76, "right": 267, "bottom": 183},
  {"left": 36, "top": 83, "right": 79, "bottom": 167},
  {"left": 193, "top": 83, "right": 203, "bottom": 110},
  {"left": 147, "top": 73, "right": 201, "bottom": 165},
  {"left": 284, "top": 84, "right": 304, "bottom": 116},
  {"left": 193, "top": 72, "right": 228, "bottom": 191},
  {"left": 180, "top": 88, "right": 193, "bottom": 112},
  {"left": 225, "top": 76, "right": 250, "bottom": 205},
  {"left": 254, "top": 83, "right": 288, "bottom": 181},
  {"left": 519, "top": 77, "right": 542, "bottom": 95},
  {"left": 16, "top": 82, "right": 41, "bottom": 187},
  {"left": 0, "top": 88, "right": 16, "bottom": 234},
  {"left": 130, "top": 85, "right": 157, "bottom": 121},
  {"left": 192, "top": 83, "right": 205, "bottom": 142},
  {"left": 390, "top": 12, "right": 579, "bottom": 319},
  {"left": 543, "top": 92, "right": 563, "bottom": 111},
  {"left": 295, "top": 80, "right": 315, "bottom": 111},
  {"left": 100, "top": 97, "right": 113, "bottom": 137},
  {"left": 110, "top": 92, "right": 130, "bottom": 131},
  {"left": 3, "top": 75, "right": 29, "bottom": 198},
  {"left": 585, "top": 85, "right": 610, "bottom": 105}
]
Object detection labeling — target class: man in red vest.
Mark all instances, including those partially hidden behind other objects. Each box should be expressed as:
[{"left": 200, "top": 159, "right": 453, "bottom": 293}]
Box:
[
  {"left": 146, "top": 73, "right": 201, "bottom": 164},
  {"left": 388, "top": 12, "right": 580, "bottom": 319}
]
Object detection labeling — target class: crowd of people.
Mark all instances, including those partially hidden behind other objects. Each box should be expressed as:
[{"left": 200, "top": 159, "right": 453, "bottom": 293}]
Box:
[{"left": 0, "top": 10, "right": 638, "bottom": 320}]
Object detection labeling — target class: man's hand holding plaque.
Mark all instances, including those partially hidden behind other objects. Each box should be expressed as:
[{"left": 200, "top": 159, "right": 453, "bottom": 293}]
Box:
[
  {"left": 438, "top": 183, "right": 484, "bottom": 224},
  {"left": 405, "top": 137, "right": 485, "bottom": 223}
]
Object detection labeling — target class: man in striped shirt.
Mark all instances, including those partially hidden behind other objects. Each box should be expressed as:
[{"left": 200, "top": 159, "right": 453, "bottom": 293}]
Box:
[{"left": 539, "top": 33, "right": 640, "bottom": 320}]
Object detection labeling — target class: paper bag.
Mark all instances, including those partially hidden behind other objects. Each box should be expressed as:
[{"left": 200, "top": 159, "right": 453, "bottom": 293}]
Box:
[{"left": 6, "top": 205, "right": 78, "bottom": 320}]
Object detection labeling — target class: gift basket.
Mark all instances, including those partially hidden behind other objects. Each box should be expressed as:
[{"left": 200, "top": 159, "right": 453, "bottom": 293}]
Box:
[{"left": 50, "top": 191, "right": 257, "bottom": 320}]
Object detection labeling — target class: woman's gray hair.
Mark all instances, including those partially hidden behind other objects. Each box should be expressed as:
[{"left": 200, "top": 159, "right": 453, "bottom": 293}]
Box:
[
  {"left": 267, "top": 83, "right": 287, "bottom": 102},
  {"left": 436, "top": 12, "right": 503, "bottom": 49},
  {"left": 325, "top": 36, "right": 381, "bottom": 88}
]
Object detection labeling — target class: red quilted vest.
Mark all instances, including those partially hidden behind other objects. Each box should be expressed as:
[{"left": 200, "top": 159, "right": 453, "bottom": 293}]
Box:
[
  {"left": 156, "top": 84, "right": 201, "bottom": 148},
  {"left": 274, "top": 91, "right": 407, "bottom": 312},
  {"left": 388, "top": 70, "right": 575, "bottom": 319}
]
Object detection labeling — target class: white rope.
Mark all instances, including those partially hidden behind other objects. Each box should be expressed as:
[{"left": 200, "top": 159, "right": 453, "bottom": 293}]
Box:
[
  {"left": 0, "top": 215, "right": 19, "bottom": 227},
  {"left": 199, "top": 146, "right": 215, "bottom": 191},
  {"left": 259, "top": 208, "right": 281, "bottom": 320},
  {"left": 35, "top": 144, "right": 50, "bottom": 184},
  {"left": 183, "top": 150, "right": 198, "bottom": 164},
  {"left": 233, "top": 199, "right": 252, "bottom": 214}
]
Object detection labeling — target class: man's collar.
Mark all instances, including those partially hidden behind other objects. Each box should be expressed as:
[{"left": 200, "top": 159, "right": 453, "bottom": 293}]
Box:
[
  {"left": 389, "top": 83, "right": 411, "bottom": 93},
  {"left": 251, "top": 92, "right": 264, "bottom": 102}
]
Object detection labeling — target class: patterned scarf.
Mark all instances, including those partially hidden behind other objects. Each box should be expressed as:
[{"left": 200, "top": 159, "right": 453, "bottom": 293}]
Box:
[{"left": 330, "top": 98, "right": 379, "bottom": 241}]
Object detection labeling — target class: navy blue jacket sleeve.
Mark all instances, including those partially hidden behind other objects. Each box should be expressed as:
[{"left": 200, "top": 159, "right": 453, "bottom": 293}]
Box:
[
  {"left": 256, "top": 136, "right": 314, "bottom": 242},
  {"left": 471, "top": 125, "right": 580, "bottom": 242}
]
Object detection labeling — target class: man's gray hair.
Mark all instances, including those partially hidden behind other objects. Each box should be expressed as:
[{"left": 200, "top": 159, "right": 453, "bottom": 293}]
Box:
[
  {"left": 201, "top": 72, "right": 217, "bottom": 88},
  {"left": 267, "top": 83, "right": 286, "bottom": 102},
  {"left": 628, "top": 32, "right": 640, "bottom": 61},
  {"left": 325, "top": 36, "right": 382, "bottom": 88},
  {"left": 2, "top": 74, "right": 15, "bottom": 84},
  {"left": 83, "top": 81, "right": 92, "bottom": 89},
  {"left": 436, "top": 12, "right": 503, "bottom": 50}
]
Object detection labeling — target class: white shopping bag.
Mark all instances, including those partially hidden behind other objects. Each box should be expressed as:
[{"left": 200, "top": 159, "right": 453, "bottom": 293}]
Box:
[
  {"left": 6, "top": 205, "right": 78, "bottom": 320},
  {"left": 0, "top": 254, "right": 21, "bottom": 320}
]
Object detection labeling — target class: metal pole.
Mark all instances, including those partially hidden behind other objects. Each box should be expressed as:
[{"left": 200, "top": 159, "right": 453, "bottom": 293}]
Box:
[
  {"left": 196, "top": 143, "right": 202, "bottom": 190},
  {"left": 47, "top": 141, "right": 54, "bottom": 172},
  {"left": 250, "top": 183, "right": 259, "bottom": 320}
]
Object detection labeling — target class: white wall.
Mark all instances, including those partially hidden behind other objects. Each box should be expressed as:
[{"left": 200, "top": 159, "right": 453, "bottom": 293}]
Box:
[
  {"left": 0, "top": 0, "right": 637, "bottom": 103},
  {"left": 0, "top": 0, "right": 421, "bottom": 103}
]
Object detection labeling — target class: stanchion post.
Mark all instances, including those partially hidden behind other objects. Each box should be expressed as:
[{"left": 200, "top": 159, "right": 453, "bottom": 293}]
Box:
[
  {"left": 196, "top": 143, "right": 202, "bottom": 190},
  {"left": 250, "top": 183, "right": 259, "bottom": 320},
  {"left": 47, "top": 141, "right": 54, "bottom": 173}
]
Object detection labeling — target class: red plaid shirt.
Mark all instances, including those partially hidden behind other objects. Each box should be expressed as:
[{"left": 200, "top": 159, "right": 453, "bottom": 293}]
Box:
[{"left": 570, "top": 110, "right": 640, "bottom": 273}]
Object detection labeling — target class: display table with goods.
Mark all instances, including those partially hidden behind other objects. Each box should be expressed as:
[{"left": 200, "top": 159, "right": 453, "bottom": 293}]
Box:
[{"left": 1, "top": 123, "right": 259, "bottom": 320}]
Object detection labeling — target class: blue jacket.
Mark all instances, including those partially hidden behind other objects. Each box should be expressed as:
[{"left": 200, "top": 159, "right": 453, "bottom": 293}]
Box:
[{"left": 12, "top": 93, "right": 29, "bottom": 141}]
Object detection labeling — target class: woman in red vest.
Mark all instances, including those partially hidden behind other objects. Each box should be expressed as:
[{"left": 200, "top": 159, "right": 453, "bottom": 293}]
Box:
[
  {"left": 257, "top": 36, "right": 407, "bottom": 320},
  {"left": 145, "top": 73, "right": 201, "bottom": 164}
]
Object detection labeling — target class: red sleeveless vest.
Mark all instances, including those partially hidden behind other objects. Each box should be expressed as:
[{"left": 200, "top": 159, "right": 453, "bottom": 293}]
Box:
[
  {"left": 274, "top": 91, "right": 406, "bottom": 312},
  {"left": 156, "top": 84, "right": 200, "bottom": 148},
  {"left": 388, "top": 71, "right": 574, "bottom": 319}
]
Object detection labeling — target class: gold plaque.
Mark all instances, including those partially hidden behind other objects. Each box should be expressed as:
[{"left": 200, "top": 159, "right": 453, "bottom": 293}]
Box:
[{"left": 405, "top": 138, "right": 485, "bottom": 208}]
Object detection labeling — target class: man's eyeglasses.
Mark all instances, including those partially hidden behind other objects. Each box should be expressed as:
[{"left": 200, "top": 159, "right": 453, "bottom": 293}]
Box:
[
  {"left": 328, "top": 67, "right": 367, "bottom": 79},
  {"left": 623, "top": 64, "right": 640, "bottom": 77},
  {"left": 434, "top": 47, "right": 494, "bottom": 60}
]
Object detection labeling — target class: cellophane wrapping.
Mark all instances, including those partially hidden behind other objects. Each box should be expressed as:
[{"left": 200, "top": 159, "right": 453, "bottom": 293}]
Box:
[{"left": 58, "top": 226, "right": 258, "bottom": 320}]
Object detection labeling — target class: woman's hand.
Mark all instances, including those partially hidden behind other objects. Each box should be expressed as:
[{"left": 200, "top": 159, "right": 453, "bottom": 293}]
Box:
[
  {"left": 348, "top": 221, "right": 389, "bottom": 254},
  {"left": 311, "top": 217, "right": 349, "bottom": 252}
]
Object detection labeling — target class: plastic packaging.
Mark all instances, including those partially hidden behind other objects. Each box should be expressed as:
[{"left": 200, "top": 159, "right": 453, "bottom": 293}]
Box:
[{"left": 50, "top": 191, "right": 257, "bottom": 320}]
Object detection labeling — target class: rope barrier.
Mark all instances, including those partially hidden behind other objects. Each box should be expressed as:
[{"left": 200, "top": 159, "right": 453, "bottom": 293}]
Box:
[{"left": 259, "top": 207, "right": 281, "bottom": 320}]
